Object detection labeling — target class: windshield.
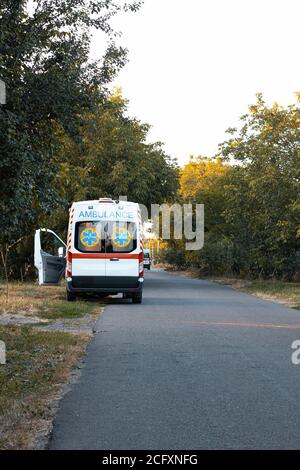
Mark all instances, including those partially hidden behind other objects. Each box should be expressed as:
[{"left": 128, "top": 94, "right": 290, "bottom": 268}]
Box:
[{"left": 75, "top": 221, "right": 137, "bottom": 253}]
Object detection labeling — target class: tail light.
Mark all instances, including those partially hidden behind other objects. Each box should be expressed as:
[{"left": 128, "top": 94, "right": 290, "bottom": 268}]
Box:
[
  {"left": 66, "top": 251, "right": 72, "bottom": 277},
  {"left": 139, "top": 252, "right": 144, "bottom": 277}
]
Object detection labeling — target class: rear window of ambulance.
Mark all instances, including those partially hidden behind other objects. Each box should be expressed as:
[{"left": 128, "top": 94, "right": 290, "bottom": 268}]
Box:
[
  {"left": 105, "top": 221, "right": 137, "bottom": 253},
  {"left": 75, "top": 221, "right": 105, "bottom": 253},
  {"left": 75, "top": 221, "right": 137, "bottom": 253}
]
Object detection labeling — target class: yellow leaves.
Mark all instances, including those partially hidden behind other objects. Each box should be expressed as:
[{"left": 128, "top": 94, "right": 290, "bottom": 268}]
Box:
[
  {"left": 231, "top": 139, "right": 241, "bottom": 149},
  {"left": 179, "top": 157, "right": 229, "bottom": 200},
  {"left": 249, "top": 105, "right": 258, "bottom": 114},
  {"left": 110, "top": 87, "right": 128, "bottom": 108}
]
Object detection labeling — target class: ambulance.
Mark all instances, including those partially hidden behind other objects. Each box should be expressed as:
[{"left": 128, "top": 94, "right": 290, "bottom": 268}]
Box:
[{"left": 34, "top": 198, "right": 144, "bottom": 303}]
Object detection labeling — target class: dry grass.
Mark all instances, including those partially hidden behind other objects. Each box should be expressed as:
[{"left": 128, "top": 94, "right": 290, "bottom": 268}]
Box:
[
  {"left": 0, "top": 281, "right": 100, "bottom": 321},
  {"left": 245, "top": 280, "right": 300, "bottom": 310},
  {"left": 0, "top": 281, "right": 104, "bottom": 449},
  {"left": 213, "top": 278, "right": 300, "bottom": 310},
  {"left": 0, "top": 325, "right": 89, "bottom": 449},
  {"left": 0, "top": 282, "right": 65, "bottom": 316}
]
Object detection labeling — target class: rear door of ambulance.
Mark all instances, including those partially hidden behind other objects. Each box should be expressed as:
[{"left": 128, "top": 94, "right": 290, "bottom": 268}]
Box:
[
  {"left": 105, "top": 217, "right": 140, "bottom": 283},
  {"left": 71, "top": 205, "right": 106, "bottom": 287}
]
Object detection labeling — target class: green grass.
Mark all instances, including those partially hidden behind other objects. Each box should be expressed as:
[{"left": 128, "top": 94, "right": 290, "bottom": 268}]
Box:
[
  {"left": 39, "top": 299, "right": 97, "bottom": 320},
  {"left": 242, "top": 280, "right": 300, "bottom": 310},
  {"left": 0, "top": 325, "right": 89, "bottom": 449}
]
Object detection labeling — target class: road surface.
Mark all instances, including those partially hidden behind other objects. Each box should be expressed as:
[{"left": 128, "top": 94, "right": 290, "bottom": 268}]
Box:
[{"left": 50, "top": 270, "right": 300, "bottom": 449}]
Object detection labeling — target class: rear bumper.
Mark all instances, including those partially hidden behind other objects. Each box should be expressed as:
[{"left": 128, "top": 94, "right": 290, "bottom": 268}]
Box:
[{"left": 67, "top": 276, "right": 143, "bottom": 294}]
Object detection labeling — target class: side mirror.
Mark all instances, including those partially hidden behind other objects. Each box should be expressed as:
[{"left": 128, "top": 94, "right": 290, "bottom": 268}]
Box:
[{"left": 58, "top": 246, "right": 64, "bottom": 258}]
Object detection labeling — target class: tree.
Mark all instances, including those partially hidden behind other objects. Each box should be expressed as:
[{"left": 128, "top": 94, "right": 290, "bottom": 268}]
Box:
[
  {"left": 179, "top": 156, "right": 229, "bottom": 233},
  {"left": 49, "top": 90, "right": 179, "bottom": 237},
  {"left": 219, "top": 94, "right": 300, "bottom": 278},
  {"left": 162, "top": 94, "right": 300, "bottom": 279},
  {"left": 161, "top": 156, "right": 231, "bottom": 274},
  {"left": 0, "top": 0, "right": 142, "bottom": 282}
]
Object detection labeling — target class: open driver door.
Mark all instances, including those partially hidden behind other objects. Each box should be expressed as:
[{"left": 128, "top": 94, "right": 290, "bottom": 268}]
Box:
[{"left": 34, "top": 229, "right": 66, "bottom": 285}]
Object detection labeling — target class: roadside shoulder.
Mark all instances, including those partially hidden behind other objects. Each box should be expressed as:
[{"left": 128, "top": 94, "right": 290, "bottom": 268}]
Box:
[{"left": 162, "top": 268, "right": 300, "bottom": 310}]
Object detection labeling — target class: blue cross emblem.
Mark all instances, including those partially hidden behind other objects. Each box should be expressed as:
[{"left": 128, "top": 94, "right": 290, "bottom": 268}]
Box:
[
  {"left": 113, "top": 228, "right": 131, "bottom": 248},
  {"left": 81, "top": 228, "right": 98, "bottom": 247}
]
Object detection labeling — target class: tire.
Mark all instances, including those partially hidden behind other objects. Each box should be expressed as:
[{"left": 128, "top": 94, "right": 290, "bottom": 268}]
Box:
[
  {"left": 132, "top": 291, "right": 142, "bottom": 304},
  {"left": 66, "top": 290, "right": 76, "bottom": 302},
  {"left": 148, "top": 266, "right": 151, "bottom": 270}
]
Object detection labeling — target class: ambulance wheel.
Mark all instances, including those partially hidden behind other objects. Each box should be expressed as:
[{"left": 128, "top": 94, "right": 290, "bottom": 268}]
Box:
[
  {"left": 66, "top": 290, "right": 76, "bottom": 302},
  {"left": 132, "top": 292, "right": 142, "bottom": 304}
]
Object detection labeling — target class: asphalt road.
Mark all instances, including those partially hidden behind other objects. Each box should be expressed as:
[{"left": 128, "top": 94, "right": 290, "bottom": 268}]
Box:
[{"left": 50, "top": 270, "right": 300, "bottom": 449}]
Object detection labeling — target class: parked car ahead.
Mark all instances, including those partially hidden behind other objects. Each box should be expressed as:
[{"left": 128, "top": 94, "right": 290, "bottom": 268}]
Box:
[{"left": 143, "top": 249, "right": 151, "bottom": 270}]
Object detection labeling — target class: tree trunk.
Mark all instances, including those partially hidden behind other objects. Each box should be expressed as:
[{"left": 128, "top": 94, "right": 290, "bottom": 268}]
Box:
[{"left": 0, "top": 247, "right": 9, "bottom": 304}]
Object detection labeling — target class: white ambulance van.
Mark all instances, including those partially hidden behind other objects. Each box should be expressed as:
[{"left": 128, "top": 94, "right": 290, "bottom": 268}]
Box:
[{"left": 34, "top": 198, "right": 144, "bottom": 303}]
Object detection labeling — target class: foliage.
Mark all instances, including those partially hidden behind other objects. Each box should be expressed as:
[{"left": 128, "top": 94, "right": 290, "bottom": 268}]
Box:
[
  {"left": 43, "top": 90, "right": 179, "bottom": 241},
  {"left": 0, "top": 1, "right": 170, "bottom": 281},
  {"left": 0, "top": 0, "right": 137, "bottom": 244},
  {"left": 0, "top": 2, "right": 179, "bottom": 280},
  {"left": 219, "top": 94, "right": 300, "bottom": 278},
  {"left": 163, "top": 95, "right": 300, "bottom": 280},
  {"left": 179, "top": 156, "right": 230, "bottom": 234}
]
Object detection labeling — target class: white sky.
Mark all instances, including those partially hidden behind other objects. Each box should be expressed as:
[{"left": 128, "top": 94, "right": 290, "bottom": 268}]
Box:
[{"left": 91, "top": 0, "right": 300, "bottom": 166}]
